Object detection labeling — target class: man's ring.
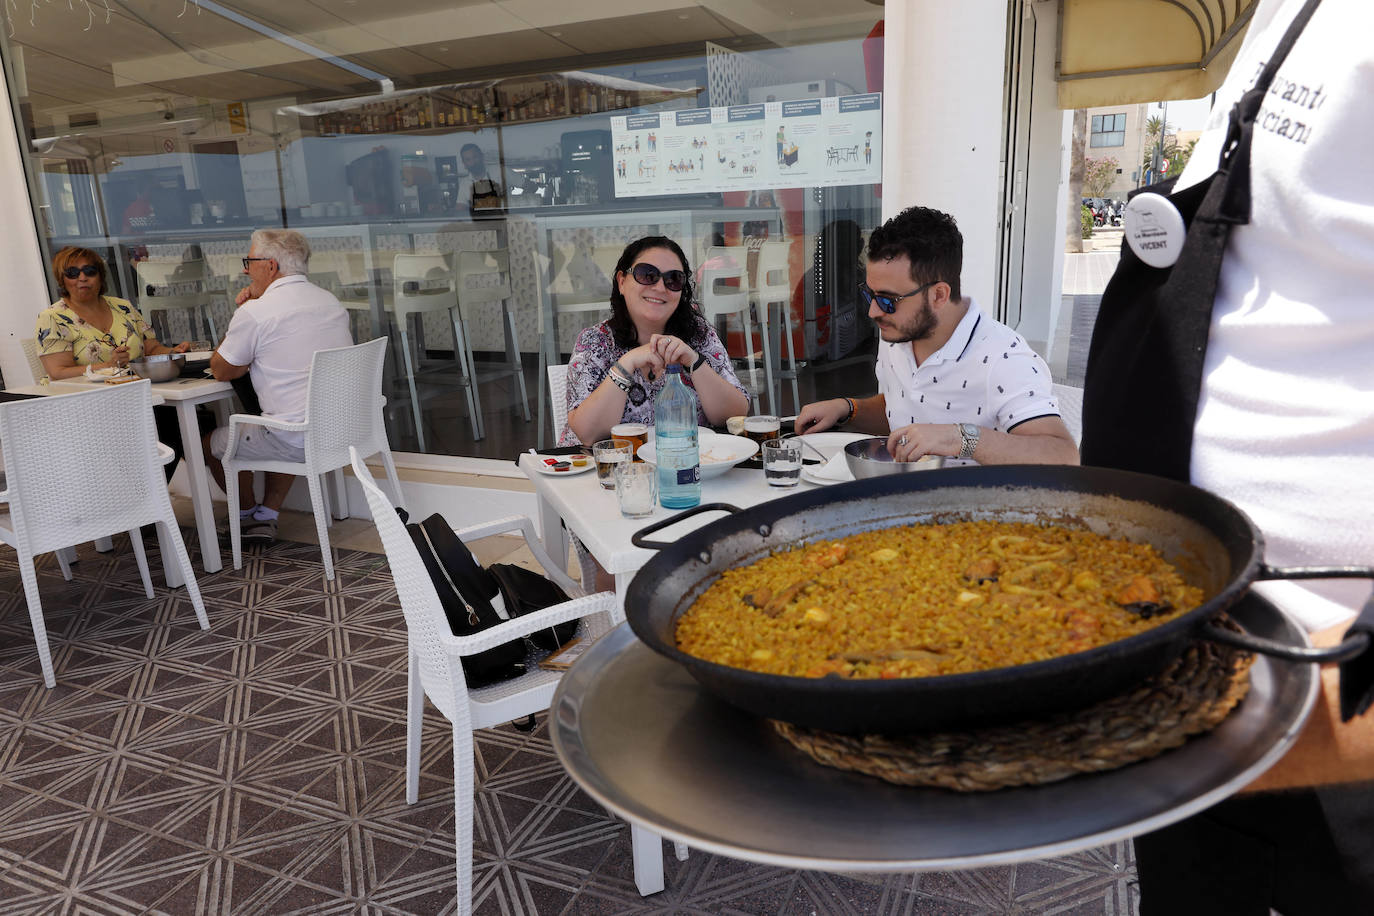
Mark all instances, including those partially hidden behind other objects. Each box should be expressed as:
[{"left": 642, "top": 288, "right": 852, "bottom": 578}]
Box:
[{"left": 898, "top": 435, "right": 908, "bottom": 447}]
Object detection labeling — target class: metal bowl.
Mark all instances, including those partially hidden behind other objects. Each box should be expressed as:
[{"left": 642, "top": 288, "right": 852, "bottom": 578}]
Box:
[
  {"left": 129, "top": 353, "right": 185, "bottom": 382},
  {"left": 843, "top": 436, "right": 945, "bottom": 478}
]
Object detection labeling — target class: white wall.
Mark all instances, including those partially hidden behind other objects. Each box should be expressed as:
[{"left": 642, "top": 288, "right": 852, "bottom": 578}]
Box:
[
  {"left": 0, "top": 64, "right": 54, "bottom": 388},
  {"left": 1016, "top": 0, "right": 1072, "bottom": 355},
  {"left": 883, "top": 1, "right": 1009, "bottom": 304}
]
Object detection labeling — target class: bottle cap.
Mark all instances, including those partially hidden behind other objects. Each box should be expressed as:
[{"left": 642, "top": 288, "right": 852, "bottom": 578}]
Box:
[{"left": 666, "top": 364, "right": 681, "bottom": 374}]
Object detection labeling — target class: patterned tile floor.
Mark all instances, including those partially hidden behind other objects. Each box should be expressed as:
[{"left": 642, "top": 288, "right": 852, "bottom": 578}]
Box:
[{"left": 0, "top": 533, "right": 1140, "bottom": 915}]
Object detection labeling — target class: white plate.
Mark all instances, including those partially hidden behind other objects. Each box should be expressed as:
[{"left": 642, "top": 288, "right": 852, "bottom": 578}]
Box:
[
  {"left": 638, "top": 433, "right": 758, "bottom": 480},
  {"left": 531, "top": 455, "right": 596, "bottom": 476},
  {"left": 793, "top": 431, "right": 869, "bottom": 461},
  {"left": 801, "top": 462, "right": 854, "bottom": 486}
]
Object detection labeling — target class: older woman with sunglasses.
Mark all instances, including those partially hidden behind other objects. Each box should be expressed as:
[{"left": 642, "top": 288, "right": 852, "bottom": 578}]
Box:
[
  {"left": 35, "top": 246, "right": 197, "bottom": 479},
  {"left": 36, "top": 246, "right": 190, "bottom": 380},
  {"left": 562, "top": 236, "right": 749, "bottom": 446}
]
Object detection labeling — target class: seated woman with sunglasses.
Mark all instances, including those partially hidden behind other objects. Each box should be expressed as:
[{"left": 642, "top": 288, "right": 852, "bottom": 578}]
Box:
[
  {"left": 37, "top": 246, "right": 191, "bottom": 379},
  {"left": 36, "top": 246, "right": 198, "bottom": 477},
  {"left": 561, "top": 236, "right": 749, "bottom": 446}
]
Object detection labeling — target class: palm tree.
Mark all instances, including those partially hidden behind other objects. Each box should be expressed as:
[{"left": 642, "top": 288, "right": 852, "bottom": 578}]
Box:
[{"left": 1141, "top": 115, "right": 1179, "bottom": 182}]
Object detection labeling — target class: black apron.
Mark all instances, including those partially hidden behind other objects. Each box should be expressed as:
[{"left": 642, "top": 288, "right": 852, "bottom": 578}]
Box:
[{"left": 1077, "top": 0, "right": 1374, "bottom": 909}]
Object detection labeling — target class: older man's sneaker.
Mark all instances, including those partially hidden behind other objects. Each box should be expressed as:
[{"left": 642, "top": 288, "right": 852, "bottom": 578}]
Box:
[{"left": 241, "top": 517, "right": 278, "bottom": 544}]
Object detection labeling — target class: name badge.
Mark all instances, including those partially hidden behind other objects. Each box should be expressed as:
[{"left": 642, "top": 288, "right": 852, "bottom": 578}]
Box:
[{"left": 1125, "top": 192, "right": 1186, "bottom": 268}]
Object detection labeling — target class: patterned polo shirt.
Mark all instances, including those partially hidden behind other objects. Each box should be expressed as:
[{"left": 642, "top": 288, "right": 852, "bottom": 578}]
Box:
[{"left": 875, "top": 299, "right": 1060, "bottom": 462}]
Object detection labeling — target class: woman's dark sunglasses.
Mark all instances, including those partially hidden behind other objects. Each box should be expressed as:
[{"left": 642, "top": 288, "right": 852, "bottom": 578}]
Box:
[
  {"left": 629, "top": 262, "right": 687, "bottom": 292},
  {"left": 63, "top": 265, "right": 101, "bottom": 279},
  {"left": 858, "top": 279, "right": 942, "bottom": 314}
]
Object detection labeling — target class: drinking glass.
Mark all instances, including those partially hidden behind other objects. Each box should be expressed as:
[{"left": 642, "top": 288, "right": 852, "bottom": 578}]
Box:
[
  {"left": 762, "top": 438, "right": 802, "bottom": 488},
  {"left": 614, "top": 461, "right": 658, "bottom": 518},
  {"left": 611, "top": 422, "right": 648, "bottom": 459},
  {"left": 743, "top": 414, "right": 781, "bottom": 445},
  {"left": 592, "top": 438, "right": 632, "bottom": 490}
]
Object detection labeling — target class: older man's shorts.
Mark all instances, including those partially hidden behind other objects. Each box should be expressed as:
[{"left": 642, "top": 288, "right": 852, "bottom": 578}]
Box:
[{"left": 209, "top": 425, "right": 306, "bottom": 464}]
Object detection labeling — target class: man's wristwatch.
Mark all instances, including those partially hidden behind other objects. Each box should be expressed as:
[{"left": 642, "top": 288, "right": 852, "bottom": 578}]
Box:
[{"left": 956, "top": 423, "right": 981, "bottom": 460}]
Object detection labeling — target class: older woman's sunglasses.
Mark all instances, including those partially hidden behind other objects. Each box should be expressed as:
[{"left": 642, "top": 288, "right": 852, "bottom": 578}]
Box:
[
  {"left": 629, "top": 262, "right": 687, "bottom": 292},
  {"left": 858, "top": 279, "right": 942, "bottom": 314},
  {"left": 62, "top": 265, "right": 101, "bottom": 279}
]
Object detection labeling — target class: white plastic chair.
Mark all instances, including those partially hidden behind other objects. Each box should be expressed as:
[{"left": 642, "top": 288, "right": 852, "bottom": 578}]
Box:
[
  {"left": 349, "top": 446, "right": 618, "bottom": 915},
  {"left": 547, "top": 363, "right": 570, "bottom": 446},
  {"left": 1053, "top": 382, "right": 1085, "bottom": 445},
  {"left": 456, "top": 248, "right": 531, "bottom": 427},
  {"left": 535, "top": 244, "right": 618, "bottom": 449},
  {"left": 750, "top": 241, "right": 799, "bottom": 416},
  {"left": 700, "top": 245, "right": 770, "bottom": 407},
  {"left": 225, "top": 337, "right": 404, "bottom": 581},
  {"left": 135, "top": 258, "right": 219, "bottom": 344},
  {"left": 20, "top": 338, "right": 47, "bottom": 383},
  {"left": 0, "top": 380, "right": 209, "bottom": 688},
  {"left": 393, "top": 253, "right": 482, "bottom": 448}
]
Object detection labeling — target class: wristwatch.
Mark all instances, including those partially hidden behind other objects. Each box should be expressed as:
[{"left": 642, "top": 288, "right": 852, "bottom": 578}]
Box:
[
  {"left": 608, "top": 363, "right": 648, "bottom": 406},
  {"left": 956, "top": 423, "right": 981, "bottom": 460}
]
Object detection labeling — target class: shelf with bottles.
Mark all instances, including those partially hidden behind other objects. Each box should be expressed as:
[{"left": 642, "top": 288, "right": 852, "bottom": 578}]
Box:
[
  {"left": 494, "top": 75, "right": 569, "bottom": 124},
  {"left": 312, "top": 94, "right": 434, "bottom": 136}
]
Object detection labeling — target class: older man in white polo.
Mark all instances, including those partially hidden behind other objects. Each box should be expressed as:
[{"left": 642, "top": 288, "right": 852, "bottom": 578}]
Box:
[{"left": 203, "top": 228, "right": 353, "bottom": 543}]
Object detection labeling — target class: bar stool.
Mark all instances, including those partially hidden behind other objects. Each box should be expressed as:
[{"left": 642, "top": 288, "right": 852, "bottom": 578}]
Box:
[
  {"left": 135, "top": 258, "right": 218, "bottom": 344},
  {"left": 393, "top": 253, "right": 481, "bottom": 448},
  {"left": 699, "top": 245, "right": 770, "bottom": 409},
  {"left": 751, "top": 240, "right": 799, "bottom": 415},
  {"left": 534, "top": 244, "right": 618, "bottom": 448},
  {"left": 455, "top": 249, "right": 531, "bottom": 430}
]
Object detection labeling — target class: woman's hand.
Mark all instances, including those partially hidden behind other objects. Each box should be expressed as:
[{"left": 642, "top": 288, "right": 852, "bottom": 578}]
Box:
[
  {"left": 620, "top": 343, "right": 666, "bottom": 380},
  {"left": 172, "top": 340, "right": 192, "bottom": 353},
  {"left": 649, "top": 333, "right": 697, "bottom": 370},
  {"left": 107, "top": 344, "right": 130, "bottom": 369}
]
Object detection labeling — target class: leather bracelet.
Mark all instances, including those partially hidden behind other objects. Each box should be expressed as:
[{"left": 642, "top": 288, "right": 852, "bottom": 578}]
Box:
[
  {"left": 689, "top": 352, "right": 708, "bottom": 373},
  {"left": 836, "top": 397, "right": 856, "bottom": 426}
]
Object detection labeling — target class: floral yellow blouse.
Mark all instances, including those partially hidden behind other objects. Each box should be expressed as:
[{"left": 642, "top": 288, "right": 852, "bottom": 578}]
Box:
[{"left": 35, "top": 297, "right": 157, "bottom": 366}]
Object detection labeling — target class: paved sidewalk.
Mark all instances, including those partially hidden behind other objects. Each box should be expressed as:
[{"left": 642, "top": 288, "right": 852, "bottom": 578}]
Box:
[{"left": 1055, "top": 230, "right": 1122, "bottom": 386}]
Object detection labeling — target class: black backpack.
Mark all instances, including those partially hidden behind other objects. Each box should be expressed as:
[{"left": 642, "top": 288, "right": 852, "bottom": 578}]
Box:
[{"left": 402, "top": 511, "right": 580, "bottom": 688}]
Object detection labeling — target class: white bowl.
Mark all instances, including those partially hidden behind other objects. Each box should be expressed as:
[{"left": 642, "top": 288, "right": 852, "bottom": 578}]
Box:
[{"left": 637, "top": 432, "right": 758, "bottom": 480}]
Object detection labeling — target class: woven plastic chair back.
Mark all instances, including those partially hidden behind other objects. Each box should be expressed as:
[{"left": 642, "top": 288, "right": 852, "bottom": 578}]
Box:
[
  {"left": 303, "top": 337, "right": 392, "bottom": 473},
  {"left": 1053, "top": 383, "right": 1085, "bottom": 445},
  {"left": 350, "top": 448, "right": 462, "bottom": 724},
  {"left": 548, "top": 364, "right": 570, "bottom": 445},
  {"left": 0, "top": 381, "right": 164, "bottom": 555},
  {"left": 392, "top": 253, "right": 457, "bottom": 320},
  {"left": 20, "top": 338, "right": 46, "bottom": 383}
]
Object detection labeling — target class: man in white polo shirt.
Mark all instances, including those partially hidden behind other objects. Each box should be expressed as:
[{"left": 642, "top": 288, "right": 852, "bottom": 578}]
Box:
[
  {"left": 203, "top": 228, "right": 353, "bottom": 543},
  {"left": 796, "top": 206, "right": 1078, "bottom": 466}
]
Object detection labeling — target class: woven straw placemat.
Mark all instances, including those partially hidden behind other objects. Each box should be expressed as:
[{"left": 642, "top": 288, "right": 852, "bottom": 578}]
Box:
[{"left": 773, "top": 635, "right": 1254, "bottom": 792}]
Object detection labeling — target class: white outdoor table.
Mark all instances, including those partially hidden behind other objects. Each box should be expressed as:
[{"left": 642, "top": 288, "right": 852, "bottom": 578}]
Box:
[
  {"left": 518, "top": 452, "right": 828, "bottom": 618},
  {"left": 11, "top": 376, "right": 236, "bottom": 579}
]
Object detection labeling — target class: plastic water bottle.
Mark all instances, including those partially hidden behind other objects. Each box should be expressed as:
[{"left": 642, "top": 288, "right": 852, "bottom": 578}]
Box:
[{"left": 653, "top": 365, "right": 701, "bottom": 508}]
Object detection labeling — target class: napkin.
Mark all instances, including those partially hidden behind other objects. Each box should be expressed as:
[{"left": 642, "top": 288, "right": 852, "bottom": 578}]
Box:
[{"left": 811, "top": 450, "right": 854, "bottom": 482}]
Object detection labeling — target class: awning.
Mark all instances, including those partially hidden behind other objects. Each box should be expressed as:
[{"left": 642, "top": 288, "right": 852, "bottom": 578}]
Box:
[{"left": 1056, "top": 0, "right": 1259, "bottom": 109}]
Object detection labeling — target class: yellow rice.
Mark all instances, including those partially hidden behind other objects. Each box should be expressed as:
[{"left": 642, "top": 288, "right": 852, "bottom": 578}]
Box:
[{"left": 674, "top": 520, "right": 1203, "bottom": 679}]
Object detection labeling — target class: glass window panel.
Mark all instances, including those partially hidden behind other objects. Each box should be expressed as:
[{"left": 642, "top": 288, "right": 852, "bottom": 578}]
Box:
[{"left": 2, "top": 1, "right": 885, "bottom": 458}]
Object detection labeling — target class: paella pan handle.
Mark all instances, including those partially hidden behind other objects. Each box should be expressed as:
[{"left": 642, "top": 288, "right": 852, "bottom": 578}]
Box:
[
  {"left": 1204, "top": 564, "right": 1374, "bottom": 721},
  {"left": 631, "top": 503, "right": 743, "bottom": 551}
]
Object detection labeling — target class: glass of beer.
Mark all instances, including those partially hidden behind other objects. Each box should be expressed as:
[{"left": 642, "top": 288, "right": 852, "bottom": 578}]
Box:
[
  {"left": 610, "top": 422, "right": 648, "bottom": 460},
  {"left": 593, "top": 438, "right": 632, "bottom": 489},
  {"left": 743, "top": 415, "right": 781, "bottom": 445}
]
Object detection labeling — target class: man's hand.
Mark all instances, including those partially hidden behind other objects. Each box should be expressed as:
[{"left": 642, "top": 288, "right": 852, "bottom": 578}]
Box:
[
  {"left": 887, "top": 423, "right": 961, "bottom": 462},
  {"left": 796, "top": 398, "right": 850, "bottom": 434},
  {"left": 235, "top": 286, "right": 255, "bottom": 307}
]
